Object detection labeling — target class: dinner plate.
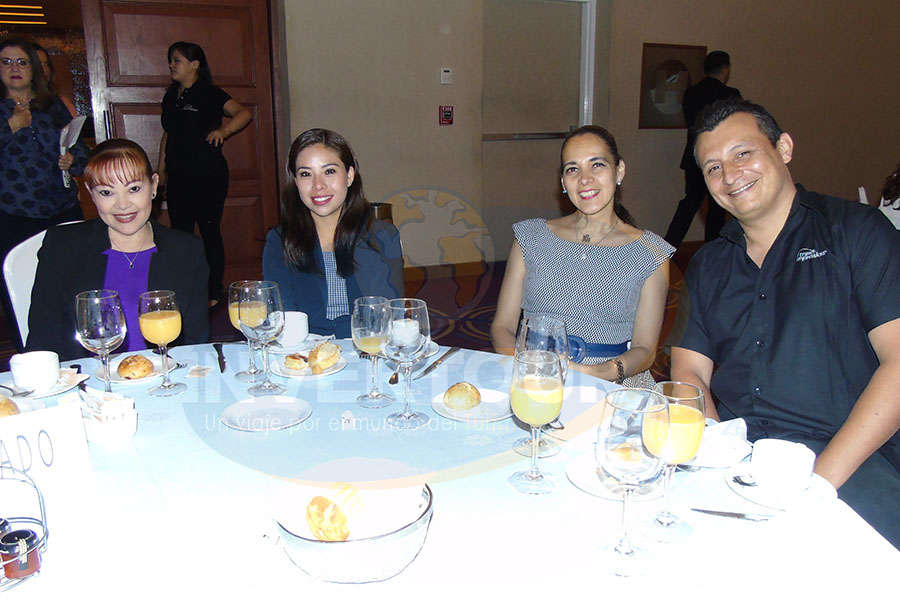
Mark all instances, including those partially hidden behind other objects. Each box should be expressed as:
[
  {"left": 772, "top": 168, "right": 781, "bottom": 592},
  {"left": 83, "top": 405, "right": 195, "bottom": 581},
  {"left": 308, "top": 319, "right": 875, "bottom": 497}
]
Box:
[
  {"left": 430, "top": 388, "right": 512, "bottom": 423},
  {"left": 220, "top": 396, "right": 312, "bottom": 432},
  {"left": 566, "top": 451, "right": 665, "bottom": 502},
  {"left": 270, "top": 357, "right": 348, "bottom": 379},
  {"left": 95, "top": 355, "right": 174, "bottom": 383},
  {"left": 725, "top": 464, "right": 836, "bottom": 511}
]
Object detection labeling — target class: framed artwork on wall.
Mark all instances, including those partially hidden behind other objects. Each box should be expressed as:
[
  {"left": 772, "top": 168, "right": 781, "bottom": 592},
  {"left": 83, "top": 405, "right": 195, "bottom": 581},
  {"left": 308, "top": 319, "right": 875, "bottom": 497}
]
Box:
[{"left": 638, "top": 43, "right": 706, "bottom": 129}]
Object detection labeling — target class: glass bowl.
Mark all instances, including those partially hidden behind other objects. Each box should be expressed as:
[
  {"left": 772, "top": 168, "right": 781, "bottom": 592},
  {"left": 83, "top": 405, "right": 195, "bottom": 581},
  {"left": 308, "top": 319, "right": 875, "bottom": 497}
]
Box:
[{"left": 276, "top": 484, "right": 433, "bottom": 583}]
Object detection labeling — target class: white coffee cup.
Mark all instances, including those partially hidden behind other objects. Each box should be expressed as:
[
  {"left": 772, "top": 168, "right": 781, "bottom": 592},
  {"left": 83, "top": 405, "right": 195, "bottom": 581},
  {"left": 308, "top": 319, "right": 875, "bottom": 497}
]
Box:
[
  {"left": 10, "top": 351, "right": 60, "bottom": 394},
  {"left": 281, "top": 312, "right": 309, "bottom": 347},
  {"left": 750, "top": 438, "right": 815, "bottom": 495}
]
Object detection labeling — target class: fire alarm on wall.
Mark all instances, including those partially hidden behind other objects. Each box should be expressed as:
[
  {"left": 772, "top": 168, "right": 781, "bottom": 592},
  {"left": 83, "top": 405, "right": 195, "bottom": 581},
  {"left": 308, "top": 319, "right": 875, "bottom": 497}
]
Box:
[{"left": 439, "top": 105, "right": 454, "bottom": 126}]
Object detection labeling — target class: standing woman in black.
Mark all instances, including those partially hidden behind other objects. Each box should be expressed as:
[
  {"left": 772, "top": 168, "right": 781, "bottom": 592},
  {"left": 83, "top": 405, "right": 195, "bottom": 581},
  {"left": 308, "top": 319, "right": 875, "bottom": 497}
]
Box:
[{"left": 158, "top": 41, "right": 252, "bottom": 307}]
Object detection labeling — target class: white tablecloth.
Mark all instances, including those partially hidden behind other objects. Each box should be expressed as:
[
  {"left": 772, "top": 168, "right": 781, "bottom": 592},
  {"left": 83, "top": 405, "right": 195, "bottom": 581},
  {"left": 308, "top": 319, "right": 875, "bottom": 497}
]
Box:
[{"left": 2, "top": 341, "right": 897, "bottom": 597}]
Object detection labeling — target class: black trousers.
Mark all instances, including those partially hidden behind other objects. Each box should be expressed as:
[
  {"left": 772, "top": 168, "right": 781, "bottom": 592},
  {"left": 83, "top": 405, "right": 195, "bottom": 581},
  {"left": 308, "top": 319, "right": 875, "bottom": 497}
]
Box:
[
  {"left": 166, "top": 166, "right": 229, "bottom": 300},
  {"left": 0, "top": 204, "right": 84, "bottom": 350},
  {"left": 664, "top": 165, "right": 727, "bottom": 247}
]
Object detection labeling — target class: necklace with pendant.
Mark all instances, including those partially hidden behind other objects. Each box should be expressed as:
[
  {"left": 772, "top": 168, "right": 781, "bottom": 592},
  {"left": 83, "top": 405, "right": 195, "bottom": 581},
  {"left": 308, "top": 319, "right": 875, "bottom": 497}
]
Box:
[{"left": 577, "top": 217, "right": 619, "bottom": 260}]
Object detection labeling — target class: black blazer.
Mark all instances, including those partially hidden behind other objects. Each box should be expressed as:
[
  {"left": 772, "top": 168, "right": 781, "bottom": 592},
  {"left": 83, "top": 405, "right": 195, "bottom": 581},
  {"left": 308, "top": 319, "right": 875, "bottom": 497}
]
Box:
[
  {"left": 680, "top": 77, "right": 742, "bottom": 170},
  {"left": 25, "top": 219, "right": 209, "bottom": 361}
]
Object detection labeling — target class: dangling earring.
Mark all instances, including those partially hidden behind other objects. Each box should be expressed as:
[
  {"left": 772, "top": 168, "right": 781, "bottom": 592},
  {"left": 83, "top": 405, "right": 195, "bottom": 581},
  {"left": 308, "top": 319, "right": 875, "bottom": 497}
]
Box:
[{"left": 562, "top": 188, "right": 568, "bottom": 195}]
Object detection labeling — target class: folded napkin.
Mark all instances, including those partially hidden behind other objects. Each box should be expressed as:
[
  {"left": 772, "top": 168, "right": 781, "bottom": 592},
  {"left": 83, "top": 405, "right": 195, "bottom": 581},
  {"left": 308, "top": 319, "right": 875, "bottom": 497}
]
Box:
[
  {"left": 60, "top": 387, "right": 137, "bottom": 444},
  {"left": 692, "top": 418, "right": 752, "bottom": 468}
]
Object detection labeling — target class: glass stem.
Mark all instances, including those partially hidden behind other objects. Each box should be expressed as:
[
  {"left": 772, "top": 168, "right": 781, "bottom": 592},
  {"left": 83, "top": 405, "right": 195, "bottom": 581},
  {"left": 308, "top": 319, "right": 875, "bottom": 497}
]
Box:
[
  {"left": 656, "top": 465, "right": 677, "bottom": 527},
  {"left": 159, "top": 345, "right": 170, "bottom": 388},
  {"left": 401, "top": 363, "right": 413, "bottom": 417},
  {"left": 368, "top": 356, "right": 379, "bottom": 396},
  {"left": 528, "top": 425, "right": 542, "bottom": 480},
  {"left": 101, "top": 351, "right": 112, "bottom": 393},
  {"left": 246, "top": 340, "right": 259, "bottom": 373},
  {"left": 616, "top": 487, "right": 635, "bottom": 557},
  {"left": 260, "top": 344, "right": 271, "bottom": 388}
]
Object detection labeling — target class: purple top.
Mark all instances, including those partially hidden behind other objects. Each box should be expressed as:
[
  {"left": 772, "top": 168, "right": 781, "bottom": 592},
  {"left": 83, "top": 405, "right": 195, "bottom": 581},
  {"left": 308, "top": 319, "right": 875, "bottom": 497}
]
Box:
[{"left": 102, "top": 247, "right": 157, "bottom": 351}]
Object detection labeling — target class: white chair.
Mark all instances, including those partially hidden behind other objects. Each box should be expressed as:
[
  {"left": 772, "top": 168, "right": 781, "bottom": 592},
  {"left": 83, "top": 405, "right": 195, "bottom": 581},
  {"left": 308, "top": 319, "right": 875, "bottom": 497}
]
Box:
[{"left": 2, "top": 220, "right": 82, "bottom": 347}]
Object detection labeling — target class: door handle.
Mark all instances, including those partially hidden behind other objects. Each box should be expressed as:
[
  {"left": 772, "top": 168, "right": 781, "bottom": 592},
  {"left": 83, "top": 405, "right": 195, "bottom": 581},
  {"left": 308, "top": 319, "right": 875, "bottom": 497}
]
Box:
[{"left": 103, "top": 109, "right": 112, "bottom": 140}]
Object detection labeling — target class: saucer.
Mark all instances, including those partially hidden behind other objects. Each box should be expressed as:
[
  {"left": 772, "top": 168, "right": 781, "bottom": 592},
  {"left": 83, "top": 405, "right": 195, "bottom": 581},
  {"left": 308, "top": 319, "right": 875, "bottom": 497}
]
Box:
[
  {"left": 1, "top": 368, "right": 87, "bottom": 400},
  {"left": 268, "top": 334, "right": 334, "bottom": 355},
  {"left": 566, "top": 451, "right": 664, "bottom": 502},
  {"left": 725, "top": 464, "right": 836, "bottom": 511},
  {"left": 220, "top": 396, "right": 312, "bottom": 432}
]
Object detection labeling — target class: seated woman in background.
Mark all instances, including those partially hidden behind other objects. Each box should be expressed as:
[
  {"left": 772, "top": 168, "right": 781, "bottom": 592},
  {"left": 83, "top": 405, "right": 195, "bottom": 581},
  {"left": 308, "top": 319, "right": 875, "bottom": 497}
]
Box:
[
  {"left": 27, "top": 138, "right": 209, "bottom": 360},
  {"left": 490, "top": 125, "right": 674, "bottom": 388},
  {"left": 263, "top": 128, "right": 403, "bottom": 338}
]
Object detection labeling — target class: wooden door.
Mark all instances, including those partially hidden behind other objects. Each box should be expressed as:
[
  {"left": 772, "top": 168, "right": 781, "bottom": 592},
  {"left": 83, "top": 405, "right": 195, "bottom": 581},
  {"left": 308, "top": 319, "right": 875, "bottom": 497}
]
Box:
[{"left": 80, "top": 0, "right": 279, "bottom": 282}]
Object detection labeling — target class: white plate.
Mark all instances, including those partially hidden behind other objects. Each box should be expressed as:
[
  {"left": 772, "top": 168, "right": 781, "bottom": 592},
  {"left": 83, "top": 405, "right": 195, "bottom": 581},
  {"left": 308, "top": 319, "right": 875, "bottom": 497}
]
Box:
[
  {"left": 2, "top": 368, "right": 88, "bottom": 400},
  {"left": 220, "top": 396, "right": 312, "bottom": 432},
  {"left": 95, "top": 355, "right": 173, "bottom": 383},
  {"left": 422, "top": 341, "right": 439, "bottom": 359},
  {"left": 270, "top": 356, "right": 348, "bottom": 379},
  {"left": 268, "top": 334, "right": 335, "bottom": 355},
  {"left": 725, "top": 464, "right": 836, "bottom": 511},
  {"left": 382, "top": 341, "right": 440, "bottom": 370},
  {"left": 430, "top": 388, "right": 512, "bottom": 423},
  {"left": 566, "top": 451, "right": 665, "bottom": 502}
]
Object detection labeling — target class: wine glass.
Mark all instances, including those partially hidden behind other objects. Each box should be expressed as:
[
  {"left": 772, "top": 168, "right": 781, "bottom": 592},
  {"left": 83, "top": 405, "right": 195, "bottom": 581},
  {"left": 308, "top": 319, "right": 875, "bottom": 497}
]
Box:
[
  {"left": 228, "top": 281, "right": 262, "bottom": 382},
  {"left": 508, "top": 349, "right": 564, "bottom": 494},
  {"left": 513, "top": 315, "right": 569, "bottom": 458},
  {"left": 595, "top": 388, "right": 668, "bottom": 576},
  {"left": 238, "top": 281, "right": 285, "bottom": 396},
  {"left": 646, "top": 381, "right": 705, "bottom": 542},
  {"left": 351, "top": 296, "right": 394, "bottom": 409},
  {"left": 74, "top": 289, "right": 126, "bottom": 393},
  {"left": 138, "top": 290, "right": 186, "bottom": 397},
  {"left": 383, "top": 298, "right": 430, "bottom": 430}
]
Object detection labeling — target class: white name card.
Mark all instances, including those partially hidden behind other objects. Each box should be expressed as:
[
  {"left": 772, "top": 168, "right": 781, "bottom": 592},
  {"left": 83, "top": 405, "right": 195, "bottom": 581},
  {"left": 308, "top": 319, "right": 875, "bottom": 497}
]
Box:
[{"left": 0, "top": 404, "right": 92, "bottom": 500}]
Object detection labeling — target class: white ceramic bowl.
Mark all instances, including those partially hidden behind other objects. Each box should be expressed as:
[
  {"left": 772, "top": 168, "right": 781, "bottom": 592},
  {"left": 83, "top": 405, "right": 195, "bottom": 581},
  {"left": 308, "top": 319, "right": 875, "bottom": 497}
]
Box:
[{"left": 276, "top": 484, "right": 433, "bottom": 583}]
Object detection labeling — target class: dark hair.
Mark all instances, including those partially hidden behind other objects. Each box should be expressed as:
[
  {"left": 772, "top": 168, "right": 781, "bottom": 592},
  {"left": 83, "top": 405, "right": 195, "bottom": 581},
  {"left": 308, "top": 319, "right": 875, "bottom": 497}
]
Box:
[
  {"left": 693, "top": 98, "right": 784, "bottom": 162},
  {"left": 883, "top": 162, "right": 900, "bottom": 206},
  {"left": 83, "top": 138, "right": 154, "bottom": 189},
  {"left": 32, "top": 42, "right": 54, "bottom": 85},
  {"left": 280, "top": 128, "right": 372, "bottom": 277},
  {"left": 166, "top": 41, "right": 212, "bottom": 84},
  {"left": 704, "top": 51, "right": 730, "bottom": 76},
  {"left": 560, "top": 125, "right": 635, "bottom": 226},
  {"left": 0, "top": 37, "right": 53, "bottom": 111}
]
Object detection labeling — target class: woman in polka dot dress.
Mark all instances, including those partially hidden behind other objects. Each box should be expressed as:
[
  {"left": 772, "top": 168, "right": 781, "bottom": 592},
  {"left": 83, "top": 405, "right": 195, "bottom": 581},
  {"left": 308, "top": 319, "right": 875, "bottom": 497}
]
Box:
[{"left": 491, "top": 126, "right": 674, "bottom": 388}]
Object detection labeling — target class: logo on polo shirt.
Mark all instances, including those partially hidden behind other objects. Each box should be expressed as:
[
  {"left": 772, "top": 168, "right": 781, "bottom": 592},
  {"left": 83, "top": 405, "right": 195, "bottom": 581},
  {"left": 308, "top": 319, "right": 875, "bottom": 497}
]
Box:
[{"left": 796, "top": 247, "right": 829, "bottom": 262}]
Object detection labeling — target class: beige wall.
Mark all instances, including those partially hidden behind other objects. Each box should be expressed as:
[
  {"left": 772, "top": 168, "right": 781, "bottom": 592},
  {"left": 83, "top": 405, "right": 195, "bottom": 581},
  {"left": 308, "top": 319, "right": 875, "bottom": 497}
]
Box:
[
  {"left": 284, "top": 0, "right": 484, "bottom": 266},
  {"left": 607, "top": 0, "right": 900, "bottom": 241}
]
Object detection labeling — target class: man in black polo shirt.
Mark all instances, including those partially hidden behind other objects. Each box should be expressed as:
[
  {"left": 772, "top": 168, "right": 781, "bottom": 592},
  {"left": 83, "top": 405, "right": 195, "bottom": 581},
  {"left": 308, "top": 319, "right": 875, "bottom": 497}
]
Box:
[{"left": 669, "top": 98, "right": 900, "bottom": 547}]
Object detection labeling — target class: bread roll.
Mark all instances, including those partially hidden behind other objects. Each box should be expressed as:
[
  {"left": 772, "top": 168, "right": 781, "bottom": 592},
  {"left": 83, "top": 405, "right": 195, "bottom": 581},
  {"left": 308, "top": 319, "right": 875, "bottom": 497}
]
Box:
[
  {"left": 308, "top": 341, "right": 341, "bottom": 375},
  {"left": 443, "top": 382, "right": 481, "bottom": 410},
  {"left": 306, "top": 495, "right": 350, "bottom": 541},
  {"left": 0, "top": 396, "right": 19, "bottom": 418},
  {"left": 117, "top": 355, "right": 153, "bottom": 379},
  {"left": 284, "top": 353, "right": 308, "bottom": 371}
]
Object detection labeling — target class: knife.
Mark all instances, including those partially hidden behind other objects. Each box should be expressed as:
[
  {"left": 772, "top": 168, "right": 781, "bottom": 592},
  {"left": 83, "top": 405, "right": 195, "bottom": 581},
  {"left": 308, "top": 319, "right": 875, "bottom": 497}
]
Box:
[
  {"left": 213, "top": 343, "right": 227, "bottom": 373},
  {"left": 413, "top": 346, "right": 460, "bottom": 380},
  {"left": 691, "top": 508, "right": 771, "bottom": 522}
]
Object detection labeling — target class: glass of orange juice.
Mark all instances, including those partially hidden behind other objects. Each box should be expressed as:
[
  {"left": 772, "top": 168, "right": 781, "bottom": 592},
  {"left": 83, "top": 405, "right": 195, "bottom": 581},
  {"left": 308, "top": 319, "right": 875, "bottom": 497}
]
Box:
[
  {"left": 645, "top": 381, "right": 705, "bottom": 542},
  {"left": 228, "top": 281, "right": 262, "bottom": 382},
  {"left": 138, "top": 290, "right": 186, "bottom": 396},
  {"left": 508, "top": 350, "right": 564, "bottom": 494}
]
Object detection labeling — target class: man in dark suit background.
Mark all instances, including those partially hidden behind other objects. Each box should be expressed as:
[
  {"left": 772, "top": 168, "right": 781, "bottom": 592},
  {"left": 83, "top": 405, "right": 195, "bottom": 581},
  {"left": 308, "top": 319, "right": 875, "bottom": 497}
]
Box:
[{"left": 664, "top": 51, "right": 742, "bottom": 247}]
